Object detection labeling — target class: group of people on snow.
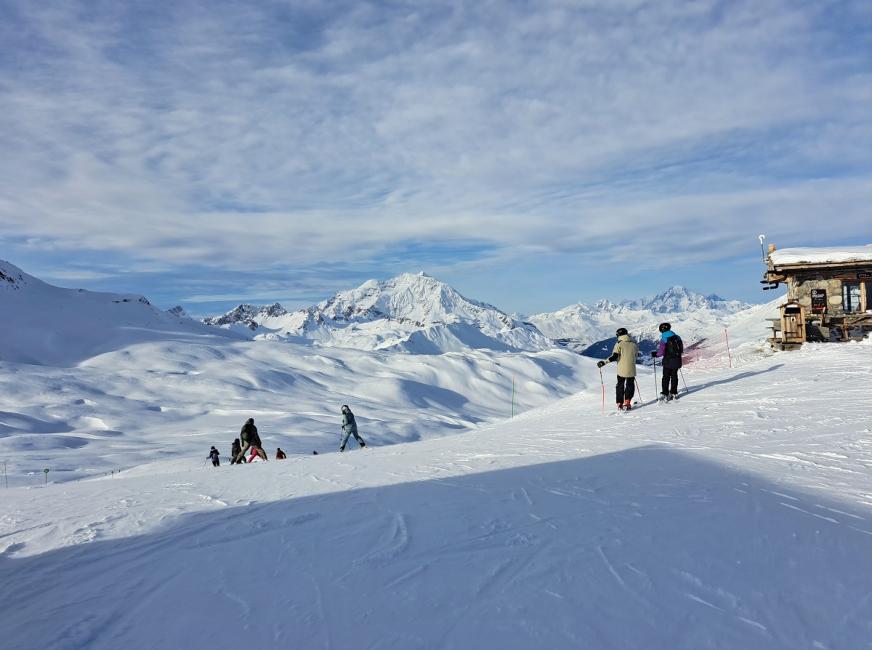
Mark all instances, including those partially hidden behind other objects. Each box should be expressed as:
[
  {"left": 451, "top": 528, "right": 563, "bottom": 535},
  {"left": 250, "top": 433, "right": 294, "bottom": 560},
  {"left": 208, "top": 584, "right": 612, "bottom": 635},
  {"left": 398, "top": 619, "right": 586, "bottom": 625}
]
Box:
[
  {"left": 206, "top": 326, "right": 681, "bottom": 465},
  {"left": 597, "top": 322, "right": 684, "bottom": 411},
  {"left": 208, "top": 404, "right": 366, "bottom": 466}
]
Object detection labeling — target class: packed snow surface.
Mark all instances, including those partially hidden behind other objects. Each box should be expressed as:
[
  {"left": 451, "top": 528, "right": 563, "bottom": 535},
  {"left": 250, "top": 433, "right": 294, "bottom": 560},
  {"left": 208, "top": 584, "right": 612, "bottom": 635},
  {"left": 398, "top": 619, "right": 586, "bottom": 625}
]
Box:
[
  {"left": 2, "top": 343, "right": 871, "bottom": 649},
  {"left": 769, "top": 244, "right": 872, "bottom": 266}
]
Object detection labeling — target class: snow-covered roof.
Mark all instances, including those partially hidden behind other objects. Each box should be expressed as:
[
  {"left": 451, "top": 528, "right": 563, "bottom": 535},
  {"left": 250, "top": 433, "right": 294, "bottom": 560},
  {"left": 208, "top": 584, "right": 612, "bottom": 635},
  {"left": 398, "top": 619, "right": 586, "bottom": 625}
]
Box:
[{"left": 770, "top": 244, "right": 872, "bottom": 266}]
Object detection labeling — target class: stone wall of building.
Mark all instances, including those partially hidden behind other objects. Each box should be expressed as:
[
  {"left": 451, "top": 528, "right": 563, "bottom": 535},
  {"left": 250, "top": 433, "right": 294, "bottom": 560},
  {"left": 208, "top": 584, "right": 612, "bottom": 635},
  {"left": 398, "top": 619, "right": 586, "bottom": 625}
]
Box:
[{"left": 788, "top": 277, "right": 847, "bottom": 315}]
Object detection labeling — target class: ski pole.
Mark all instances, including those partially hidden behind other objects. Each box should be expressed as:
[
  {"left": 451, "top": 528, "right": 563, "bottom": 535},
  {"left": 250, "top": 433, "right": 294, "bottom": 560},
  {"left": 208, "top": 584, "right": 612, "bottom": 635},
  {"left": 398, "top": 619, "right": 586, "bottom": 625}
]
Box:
[
  {"left": 598, "top": 367, "right": 605, "bottom": 415},
  {"left": 653, "top": 357, "right": 658, "bottom": 400},
  {"left": 634, "top": 377, "right": 643, "bottom": 404},
  {"left": 679, "top": 368, "right": 689, "bottom": 394}
]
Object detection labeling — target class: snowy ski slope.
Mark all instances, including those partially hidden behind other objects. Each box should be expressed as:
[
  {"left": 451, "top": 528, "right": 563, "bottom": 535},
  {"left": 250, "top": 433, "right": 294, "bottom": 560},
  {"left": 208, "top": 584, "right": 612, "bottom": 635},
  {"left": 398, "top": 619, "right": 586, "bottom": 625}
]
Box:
[{"left": 1, "top": 342, "right": 871, "bottom": 649}]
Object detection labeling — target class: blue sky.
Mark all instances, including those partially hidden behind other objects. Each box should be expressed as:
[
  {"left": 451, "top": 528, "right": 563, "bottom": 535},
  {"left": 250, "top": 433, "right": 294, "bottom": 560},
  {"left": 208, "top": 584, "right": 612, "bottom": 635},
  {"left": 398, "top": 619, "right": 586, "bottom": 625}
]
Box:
[{"left": 1, "top": 0, "right": 870, "bottom": 317}]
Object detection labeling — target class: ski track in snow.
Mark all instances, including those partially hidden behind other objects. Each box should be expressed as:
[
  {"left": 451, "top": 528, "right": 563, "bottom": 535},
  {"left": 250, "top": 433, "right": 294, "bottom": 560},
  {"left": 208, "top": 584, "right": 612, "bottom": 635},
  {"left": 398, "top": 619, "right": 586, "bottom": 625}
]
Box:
[{"left": 0, "top": 344, "right": 871, "bottom": 648}]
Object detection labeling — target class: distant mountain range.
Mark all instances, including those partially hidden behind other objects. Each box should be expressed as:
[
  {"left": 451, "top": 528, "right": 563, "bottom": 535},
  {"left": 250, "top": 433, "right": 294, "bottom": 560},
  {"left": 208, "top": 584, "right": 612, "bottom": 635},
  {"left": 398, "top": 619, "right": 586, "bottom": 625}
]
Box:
[
  {"left": 204, "top": 272, "right": 552, "bottom": 354},
  {"left": 203, "top": 275, "right": 757, "bottom": 357},
  {"left": 525, "top": 286, "right": 752, "bottom": 356},
  {"left": 0, "top": 258, "right": 772, "bottom": 365}
]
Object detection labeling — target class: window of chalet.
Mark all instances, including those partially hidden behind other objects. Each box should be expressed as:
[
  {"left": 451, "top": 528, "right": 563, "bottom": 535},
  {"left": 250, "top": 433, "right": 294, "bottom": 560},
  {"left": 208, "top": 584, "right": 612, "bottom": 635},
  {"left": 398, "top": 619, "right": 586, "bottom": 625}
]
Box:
[{"left": 842, "top": 282, "right": 861, "bottom": 313}]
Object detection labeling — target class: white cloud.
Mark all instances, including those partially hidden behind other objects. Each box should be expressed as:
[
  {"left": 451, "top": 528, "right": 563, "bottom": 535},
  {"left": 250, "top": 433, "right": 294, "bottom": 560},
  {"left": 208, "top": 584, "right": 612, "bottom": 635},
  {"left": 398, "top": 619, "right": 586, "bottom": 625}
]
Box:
[{"left": 0, "top": 0, "right": 869, "bottom": 272}]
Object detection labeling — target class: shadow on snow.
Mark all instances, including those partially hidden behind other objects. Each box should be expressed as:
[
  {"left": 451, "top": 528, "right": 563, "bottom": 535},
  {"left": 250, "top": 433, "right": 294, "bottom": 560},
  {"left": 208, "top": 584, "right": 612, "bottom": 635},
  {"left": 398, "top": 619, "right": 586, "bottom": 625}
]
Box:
[
  {"left": 682, "top": 363, "right": 785, "bottom": 396},
  {"left": 0, "top": 445, "right": 869, "bottom": 650}
]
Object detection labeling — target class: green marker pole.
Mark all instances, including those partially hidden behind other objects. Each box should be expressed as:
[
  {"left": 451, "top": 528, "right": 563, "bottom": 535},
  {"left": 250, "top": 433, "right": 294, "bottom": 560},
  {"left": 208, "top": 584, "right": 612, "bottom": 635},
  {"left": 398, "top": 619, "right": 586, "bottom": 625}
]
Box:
[
  {"left": 43, "top": 468, "right": 49, "bottom": 485},
  {"left": 511, "top": 376, "right": 515, "bottom": 418}
]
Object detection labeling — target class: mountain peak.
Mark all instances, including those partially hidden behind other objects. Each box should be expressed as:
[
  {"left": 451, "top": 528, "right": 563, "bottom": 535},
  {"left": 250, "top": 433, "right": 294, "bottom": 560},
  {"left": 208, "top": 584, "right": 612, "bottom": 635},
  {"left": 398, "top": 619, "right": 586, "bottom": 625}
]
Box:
[
  {"left": 204, "top": 302, "right": 288, "bottom": 329},
  {"left": 202, "top": 272, "right": 552, "bottom": 353},
  {"left": 318, "top": 272, "right": 494, "bottom": 327},
  {"left": 0, "top": 260, "right": 32, "bottom": 292},
  {"left": 619, "top": 286, "right": 734, "bottom": 313}
]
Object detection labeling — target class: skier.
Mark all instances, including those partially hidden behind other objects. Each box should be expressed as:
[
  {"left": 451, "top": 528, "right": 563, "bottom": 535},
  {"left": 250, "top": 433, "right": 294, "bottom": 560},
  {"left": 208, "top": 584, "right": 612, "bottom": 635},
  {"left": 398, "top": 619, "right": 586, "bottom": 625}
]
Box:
[
  {"left": 597, "top": 327, "right": 639, "bottom": 410},
  {"left": 230, "top": 438, "right": 243, "bottom": 465},
  {"left": 339, "top": 404, "right": 366, "bottom": 452},
  {"left": 651, "top": 322, "right": 684, "bottom": 401},
  {"left": 234, "top": 418, "right": 268, "bottom": 464},
  {"left": 208, "top": 446, "right": 220, "bottom": 467},
  {"left": 275, "top": 448, "right": 287, "bottom": 460}
]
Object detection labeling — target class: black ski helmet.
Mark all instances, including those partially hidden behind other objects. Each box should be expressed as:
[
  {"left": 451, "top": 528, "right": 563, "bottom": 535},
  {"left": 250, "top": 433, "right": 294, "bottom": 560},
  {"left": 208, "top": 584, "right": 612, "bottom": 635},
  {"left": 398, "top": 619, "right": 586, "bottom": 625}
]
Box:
[
  {"left": 658, "top": 322, "right": 671, "bottom": 333},
  {"left": 615, "top": 327, "right": 628, "bottom": 337}
]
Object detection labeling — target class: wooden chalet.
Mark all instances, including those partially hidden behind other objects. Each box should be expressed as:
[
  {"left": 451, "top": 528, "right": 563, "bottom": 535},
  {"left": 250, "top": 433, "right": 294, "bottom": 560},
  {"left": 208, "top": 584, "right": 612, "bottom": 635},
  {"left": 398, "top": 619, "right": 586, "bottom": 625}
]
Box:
[{"left": 761, "top": 243, "right": 872, "bottom": 349}]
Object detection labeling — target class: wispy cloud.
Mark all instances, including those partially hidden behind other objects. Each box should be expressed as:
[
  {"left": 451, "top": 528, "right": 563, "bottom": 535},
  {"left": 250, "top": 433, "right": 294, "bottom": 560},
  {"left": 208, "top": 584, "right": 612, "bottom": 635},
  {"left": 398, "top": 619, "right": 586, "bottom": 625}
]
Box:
[{"left": 0, "top": 0, "right": 869, "bottom": 308}]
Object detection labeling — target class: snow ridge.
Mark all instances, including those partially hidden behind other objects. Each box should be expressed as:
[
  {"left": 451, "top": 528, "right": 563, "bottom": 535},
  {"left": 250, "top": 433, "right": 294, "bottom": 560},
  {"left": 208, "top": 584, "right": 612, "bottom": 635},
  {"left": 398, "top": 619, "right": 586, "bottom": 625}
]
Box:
[{"left": 0, "top": 259, "right": 240, "bottom": 366}]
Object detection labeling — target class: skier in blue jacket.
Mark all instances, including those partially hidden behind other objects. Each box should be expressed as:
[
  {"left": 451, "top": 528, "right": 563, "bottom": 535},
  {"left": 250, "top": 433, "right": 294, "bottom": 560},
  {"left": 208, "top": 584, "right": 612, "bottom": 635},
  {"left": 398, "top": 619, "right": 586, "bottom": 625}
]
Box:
[{"left": 651, "top": 322, "right": 684, "bottom": 401}]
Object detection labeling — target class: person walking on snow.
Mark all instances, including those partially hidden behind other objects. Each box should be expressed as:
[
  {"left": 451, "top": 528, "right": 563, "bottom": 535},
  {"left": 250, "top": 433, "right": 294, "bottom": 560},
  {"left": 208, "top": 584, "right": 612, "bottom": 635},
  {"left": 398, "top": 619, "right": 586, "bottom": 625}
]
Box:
[
  {"left": 208, "top": 446, "right": 220, "bottom": 467},
  {"left": 339, "top": 405, "right": 366, "bottom": 452},
  {"left": 651, "top": 322, "right": 684, "bottom": 401},
  {"left": 234, "top": 418, "right": 267, "bottom": 464},
  {"left": 597, "top": 327, "right": 639, "bottom": 411}
]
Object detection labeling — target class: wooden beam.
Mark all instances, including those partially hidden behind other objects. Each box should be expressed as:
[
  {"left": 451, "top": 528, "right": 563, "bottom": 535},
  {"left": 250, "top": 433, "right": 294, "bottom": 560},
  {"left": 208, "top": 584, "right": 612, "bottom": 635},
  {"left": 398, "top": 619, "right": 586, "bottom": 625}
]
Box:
[{"left": 771, "top": 261, "right": 872, "bottom": 273}]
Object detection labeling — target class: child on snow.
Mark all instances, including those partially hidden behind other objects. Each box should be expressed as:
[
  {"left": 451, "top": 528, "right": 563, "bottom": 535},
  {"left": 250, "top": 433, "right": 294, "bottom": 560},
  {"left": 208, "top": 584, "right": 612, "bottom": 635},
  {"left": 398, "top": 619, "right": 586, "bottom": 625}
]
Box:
[
  {"left": 248, "top": 446, "right": 260, "bottom": 463},
  {"left": 230, "top": 438, "right": 243, "bottom": 465},
  {"left": 597, "top": 327, "right": 639, "bottom": 411},
  {"left": 208, "top": 446, "right": 220, "bottom": 467},
  {"left": 275, "top": 448, "right": 287, "bottom": 460}
]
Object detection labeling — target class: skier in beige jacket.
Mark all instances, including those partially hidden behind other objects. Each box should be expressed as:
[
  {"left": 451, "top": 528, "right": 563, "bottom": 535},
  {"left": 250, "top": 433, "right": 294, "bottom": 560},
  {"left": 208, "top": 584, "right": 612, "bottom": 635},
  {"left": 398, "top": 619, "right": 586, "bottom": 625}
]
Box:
[{"left": 597, "top": 328, "right": 639, "bottom": 411}]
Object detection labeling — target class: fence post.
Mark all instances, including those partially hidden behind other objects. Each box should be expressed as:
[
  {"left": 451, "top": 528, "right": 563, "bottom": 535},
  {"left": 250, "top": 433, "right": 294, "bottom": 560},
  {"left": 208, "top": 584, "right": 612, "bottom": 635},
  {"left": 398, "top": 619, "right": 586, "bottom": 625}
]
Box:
[{"left": 724, "top": 328, "right": 733, "bottom": 368}]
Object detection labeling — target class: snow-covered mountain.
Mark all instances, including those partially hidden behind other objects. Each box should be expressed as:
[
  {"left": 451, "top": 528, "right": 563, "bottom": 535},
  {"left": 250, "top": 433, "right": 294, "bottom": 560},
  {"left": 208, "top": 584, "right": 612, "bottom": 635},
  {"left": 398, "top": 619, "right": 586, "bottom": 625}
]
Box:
[
  {"left": 527, "top": 286, "right": 754, "bottom": 356},
  {"left": 0, "top": 261, "right": 592, "bottom": 483},
  {"left": 203, "top": 302, "right": 289, "bottom": 330},
  {"left": 205, "top": 272, "right": 553, "bottom": 354},
  {"left": 0, "top": 259, "right": 239, "bottom": 366}
]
